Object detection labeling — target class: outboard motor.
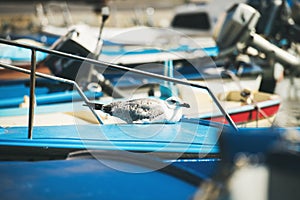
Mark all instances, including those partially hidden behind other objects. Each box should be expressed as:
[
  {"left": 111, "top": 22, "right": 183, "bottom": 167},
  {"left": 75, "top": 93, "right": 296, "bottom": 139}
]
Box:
[
  {"left": 41, "top": 29, "right": 125, "bottom": 98},
  {"left": 213, "top": 3, "right": 260, "bottom": 52},
  {"left": 213, "top": 3, "right": 300, "bottom": 93},
  {"left": 213, "top": 3, "right": 300, "bottom": 71},
  {"left": 41, "top": 6, "right": 125, "bottom": 98},
  {"left": 247, "top": 0, "right": 300, "bottom": 44},
  {"left": 43, "top": 29, "right": 92, "bottom": 81}
]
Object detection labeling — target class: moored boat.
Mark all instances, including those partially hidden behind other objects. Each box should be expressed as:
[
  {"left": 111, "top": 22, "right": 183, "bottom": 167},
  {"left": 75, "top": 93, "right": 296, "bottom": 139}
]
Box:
[
  {"left": 0, "top": 37, "right": 278, "bottom": 127},
  {"left": 0, "top": 2, "right": 299, "bottom": 200}
]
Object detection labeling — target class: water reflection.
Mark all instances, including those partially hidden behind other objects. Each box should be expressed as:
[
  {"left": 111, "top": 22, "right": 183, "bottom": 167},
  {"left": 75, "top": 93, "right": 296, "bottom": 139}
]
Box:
[{"left": 274, "top": 78, "right": 300, "bottom": 127}]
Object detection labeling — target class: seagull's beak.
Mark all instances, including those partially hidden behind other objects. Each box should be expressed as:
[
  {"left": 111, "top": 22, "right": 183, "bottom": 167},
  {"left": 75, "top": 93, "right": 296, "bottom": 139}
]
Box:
[{"left": 179, "top": 102, "right": 190, "bottom": 108}]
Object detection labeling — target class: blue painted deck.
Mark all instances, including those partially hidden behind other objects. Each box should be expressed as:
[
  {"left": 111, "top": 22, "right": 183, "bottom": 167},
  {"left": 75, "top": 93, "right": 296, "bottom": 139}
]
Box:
[
  {"left": 0, "top": 79, "right": 103, "bottom": 108},
  {"left": 101, "top": 44, "right": 219, "bottom": 57},
  {"left": 0, "top": 44, "right": 48, "bottom": 62},
  {"left": 0, "top": 122, "right": 219, "bottom": 154},
  {"left": 0, "top": 158, "right": 198, "bottom": 200}
]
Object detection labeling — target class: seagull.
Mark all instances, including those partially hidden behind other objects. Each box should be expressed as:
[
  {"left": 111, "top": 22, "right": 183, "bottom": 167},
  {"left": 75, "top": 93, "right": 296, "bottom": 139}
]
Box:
[{"left": 86, "top": 96, "right": 190, "bottom": 123}]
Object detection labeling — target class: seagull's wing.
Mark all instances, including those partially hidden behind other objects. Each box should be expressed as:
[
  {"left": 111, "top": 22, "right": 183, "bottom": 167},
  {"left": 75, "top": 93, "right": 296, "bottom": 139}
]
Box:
[
  {"left": 128, "top": 99, "right": 165, "bottom": 122},
  {"left": 109, "top": 98, "right": 165, "bottom": 123}
]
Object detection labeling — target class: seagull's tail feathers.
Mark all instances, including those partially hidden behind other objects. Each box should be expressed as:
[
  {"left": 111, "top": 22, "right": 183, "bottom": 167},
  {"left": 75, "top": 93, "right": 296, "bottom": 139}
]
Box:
[
  {"left": 101, "top": 105, "right": 112, "bottom": 115},
  {"left": 85, "top": 102, "right": 104, "bottom": 110}
]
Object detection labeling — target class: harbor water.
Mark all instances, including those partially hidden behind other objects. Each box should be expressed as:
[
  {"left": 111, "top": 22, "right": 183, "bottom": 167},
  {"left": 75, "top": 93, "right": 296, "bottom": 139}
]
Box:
[{"left": 273, "top": 78, "right": 300, "bottom": 127}]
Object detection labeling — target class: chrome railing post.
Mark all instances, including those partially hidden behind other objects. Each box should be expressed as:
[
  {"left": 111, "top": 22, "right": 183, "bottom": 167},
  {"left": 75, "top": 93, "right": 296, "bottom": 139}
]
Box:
[{"left": 28, "top": 49, "right": 37, "bottom": 139}]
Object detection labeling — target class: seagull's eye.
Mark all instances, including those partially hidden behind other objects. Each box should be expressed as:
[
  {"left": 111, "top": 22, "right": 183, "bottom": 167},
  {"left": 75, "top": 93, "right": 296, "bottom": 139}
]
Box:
[{"left": 168, "top": 99, "right": 177, "bottom": 104}]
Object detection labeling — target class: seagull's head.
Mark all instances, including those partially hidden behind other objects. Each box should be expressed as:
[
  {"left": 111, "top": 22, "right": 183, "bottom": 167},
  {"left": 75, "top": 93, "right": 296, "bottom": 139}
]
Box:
[{"left": 165, "top": 97, "right": 190, "bottom": 109}]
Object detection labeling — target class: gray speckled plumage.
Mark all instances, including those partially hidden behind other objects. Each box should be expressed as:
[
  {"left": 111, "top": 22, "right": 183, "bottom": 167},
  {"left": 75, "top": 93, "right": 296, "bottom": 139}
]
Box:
[{"left": 89, "top": 97, "right": 190, "bottom": 123}]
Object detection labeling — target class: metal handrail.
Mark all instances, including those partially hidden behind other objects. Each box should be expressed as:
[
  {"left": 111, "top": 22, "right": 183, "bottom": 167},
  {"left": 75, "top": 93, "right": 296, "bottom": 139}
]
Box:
[
  {"left": 0, "top": 38, "right": 238, "bottom": 139},
  {"left": 0, "top": 62, "right": 104, "bottom": 129}
]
